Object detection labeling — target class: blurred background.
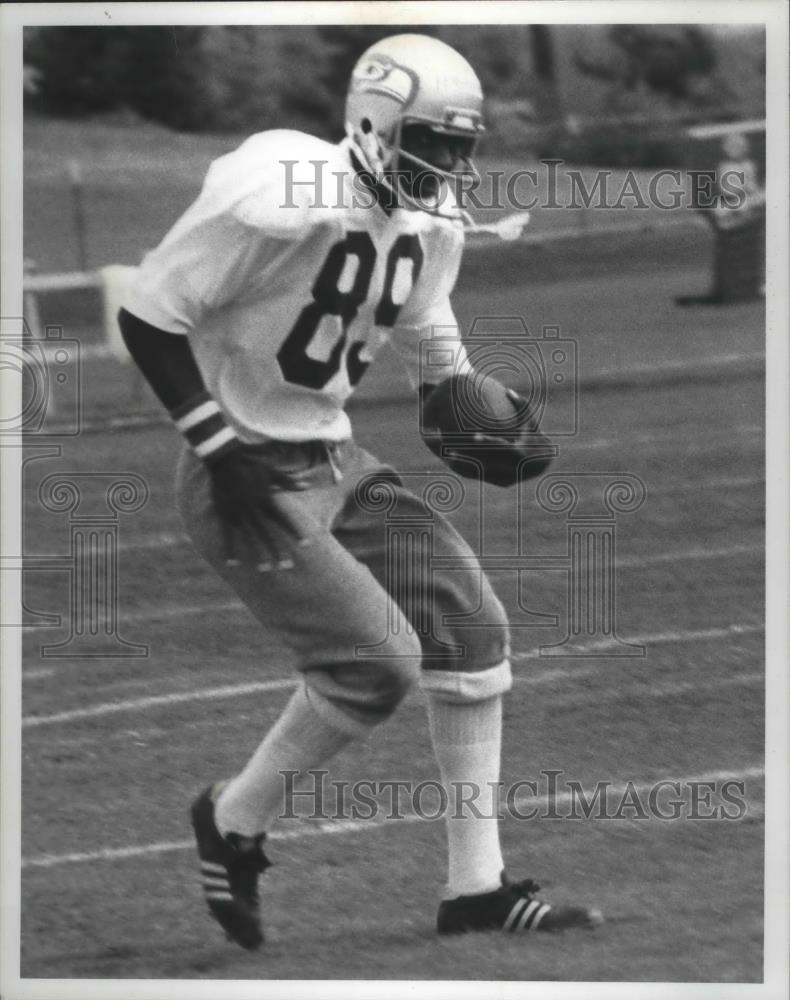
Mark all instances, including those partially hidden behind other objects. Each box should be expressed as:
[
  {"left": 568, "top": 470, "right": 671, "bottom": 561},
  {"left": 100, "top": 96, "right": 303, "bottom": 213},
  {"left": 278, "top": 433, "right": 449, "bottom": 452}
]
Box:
[{"left": 24, "top": 24, "right": 765, "bottom": 157}]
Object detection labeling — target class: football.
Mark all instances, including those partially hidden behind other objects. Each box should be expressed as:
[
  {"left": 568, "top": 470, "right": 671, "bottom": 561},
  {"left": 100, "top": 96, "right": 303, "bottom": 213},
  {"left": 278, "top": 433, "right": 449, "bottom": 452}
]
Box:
[
  {"left": 421, "top": 373, "right": 555, "bottom": 486},
  {"left": 421, "top": 372, "right": 525, "bottom": 437}
]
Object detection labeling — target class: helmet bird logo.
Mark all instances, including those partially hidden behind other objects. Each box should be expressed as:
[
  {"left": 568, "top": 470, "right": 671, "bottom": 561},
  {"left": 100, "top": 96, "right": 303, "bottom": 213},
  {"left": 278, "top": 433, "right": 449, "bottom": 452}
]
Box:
[{"left": 351, "top": 56, "right": 418, "bottom": 109}]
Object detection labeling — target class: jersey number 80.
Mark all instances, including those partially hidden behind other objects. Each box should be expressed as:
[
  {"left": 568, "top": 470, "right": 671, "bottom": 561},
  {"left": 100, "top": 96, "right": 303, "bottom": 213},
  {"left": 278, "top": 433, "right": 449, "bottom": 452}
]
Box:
[{"left": 277, "top": 231, "right": 423, "bottom": 390}]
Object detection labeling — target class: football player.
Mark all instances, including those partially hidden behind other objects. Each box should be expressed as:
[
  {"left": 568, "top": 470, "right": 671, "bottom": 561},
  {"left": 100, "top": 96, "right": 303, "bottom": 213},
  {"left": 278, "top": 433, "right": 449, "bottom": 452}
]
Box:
[{"left": 119, "top": 33, "right": 602, "bottom": 949}]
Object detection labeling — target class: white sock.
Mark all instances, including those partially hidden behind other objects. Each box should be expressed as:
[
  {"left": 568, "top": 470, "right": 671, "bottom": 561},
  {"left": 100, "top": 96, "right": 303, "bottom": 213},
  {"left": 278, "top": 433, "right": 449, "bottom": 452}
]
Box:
[
  {"left": 215, "top": 682, "right": 361, "bottom": 837},
  {"left": 427, "top": 693, "right": 505, "bottom": 898}
]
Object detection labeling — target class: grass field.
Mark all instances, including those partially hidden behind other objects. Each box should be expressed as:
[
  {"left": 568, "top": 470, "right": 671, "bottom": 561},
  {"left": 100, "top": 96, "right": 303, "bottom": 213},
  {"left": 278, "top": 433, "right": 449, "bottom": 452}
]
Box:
[{"left": 11, "top": 117, "right": 770, "bottom": 988}]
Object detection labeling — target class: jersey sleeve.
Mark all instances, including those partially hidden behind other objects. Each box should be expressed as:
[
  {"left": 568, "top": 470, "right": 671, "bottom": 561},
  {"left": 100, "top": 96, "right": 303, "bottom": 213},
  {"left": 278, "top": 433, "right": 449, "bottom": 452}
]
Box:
[
  {"left": 210, "top": 130, "right": 334, "bottom": 235},
  {"left": 124, "top": 211, "right": 271, "bottom": 334},
  {"left": 124, "top": 130, "right": 332, "bottom": 334},
  {"left": 388, "top": 222, "right": 471, "bottom": 389}
]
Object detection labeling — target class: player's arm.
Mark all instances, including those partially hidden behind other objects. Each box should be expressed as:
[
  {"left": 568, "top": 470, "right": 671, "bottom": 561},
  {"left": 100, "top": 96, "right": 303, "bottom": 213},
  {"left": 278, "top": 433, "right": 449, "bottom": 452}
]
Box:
[
  {"left": 118, "top": 308, "right": 237, "bottom": 456},
  {"left": 118, "top": 308, "right": 305, "bottom": 569}
]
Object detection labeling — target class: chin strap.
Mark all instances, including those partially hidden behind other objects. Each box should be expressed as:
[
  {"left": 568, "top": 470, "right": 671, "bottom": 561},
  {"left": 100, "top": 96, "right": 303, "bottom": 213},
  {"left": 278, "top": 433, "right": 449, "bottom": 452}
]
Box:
[{"left": 355, "top": 124, "right": 386, "bottom": 178}]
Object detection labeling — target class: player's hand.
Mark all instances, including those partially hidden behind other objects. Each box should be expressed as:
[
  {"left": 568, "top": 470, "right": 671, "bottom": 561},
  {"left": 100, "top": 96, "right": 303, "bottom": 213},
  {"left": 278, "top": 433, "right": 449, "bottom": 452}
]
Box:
[
  {"left": 502, "top": 388, "right": 552, "bottom": 448},
  {"left": 206, "top": 444, "right": 307, "bottom": 571},
  {"left": 463, "top": 388, "right": 554, "bottom": 483}
]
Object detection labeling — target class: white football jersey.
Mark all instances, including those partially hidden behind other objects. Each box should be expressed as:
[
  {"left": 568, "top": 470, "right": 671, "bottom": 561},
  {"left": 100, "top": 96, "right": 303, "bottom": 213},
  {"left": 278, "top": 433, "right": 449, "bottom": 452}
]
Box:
[{"left": 126, "top": 129, "right": 470, "bottom": 442}]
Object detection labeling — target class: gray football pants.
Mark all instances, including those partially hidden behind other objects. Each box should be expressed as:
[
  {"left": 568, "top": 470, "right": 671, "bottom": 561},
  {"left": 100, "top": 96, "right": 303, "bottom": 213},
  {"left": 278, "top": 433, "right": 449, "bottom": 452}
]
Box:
[{"left": 175, "top": 438, "right": 512, "bottom": 731}]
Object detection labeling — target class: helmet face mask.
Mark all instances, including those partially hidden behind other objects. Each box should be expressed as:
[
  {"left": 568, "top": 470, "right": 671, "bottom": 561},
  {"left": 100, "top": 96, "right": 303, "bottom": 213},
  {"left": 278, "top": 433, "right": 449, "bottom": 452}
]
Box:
[
  {"left": 345, "top": 34, "right": 485, "bottom": 217},
  {"left": 393, "top": 122, "right": 478, "bottom": 203}
]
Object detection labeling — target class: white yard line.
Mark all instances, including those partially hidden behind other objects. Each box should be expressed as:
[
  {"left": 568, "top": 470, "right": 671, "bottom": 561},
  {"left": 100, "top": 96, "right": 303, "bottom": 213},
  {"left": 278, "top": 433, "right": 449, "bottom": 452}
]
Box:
[
  {"left": 20, "top": 764, "right": 765, "bottom": 871},
  {"left": 22, "top": 678, "right": 298, "bottom": 729},
  {"left": 510, "top": 622, "right": 763, "bottom": 662},
  {"left": 22, "top": 599, "right": 245, "bottom": 637},
  {"left": 18, "top": 463, "right": 764, "bottom": 565},
  {"left": 666, "top": 475, "right": 762, "bottom": 494},
  {"left": 21, "top": 623, "right": 762, "bottom": 729},
  {"left": 20, "top": 543, "right": 763, "bottom": 647},
  {"left": 532, "top": 672, "right": 763, "bottom": 710},
  {"left": 483, "top": 542, "right": 762, "bottom": 575},
  {"left": 82, "top": 489, "right": 767, "bottom": 558},
  {"left": 513, "top": 666, "right": 762, "bottom": 693},
  {"left": 102, "top": 531, "right": 767, "bottom": 562},
  {"left": 571, "top": 429, "right": 761, "bottom": 453},
  {"left": 615, "top": 543, "right": 761, "bottom": 569},
  {"left": 20, "top": 670, "right": 762, "bottom": 755}
]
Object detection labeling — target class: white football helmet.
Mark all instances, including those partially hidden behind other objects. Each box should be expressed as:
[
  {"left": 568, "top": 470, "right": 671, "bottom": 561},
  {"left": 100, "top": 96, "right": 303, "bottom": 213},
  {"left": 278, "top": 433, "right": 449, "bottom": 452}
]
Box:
[{"left": 345, "top": 34, "right": 485, "bottom": 215}]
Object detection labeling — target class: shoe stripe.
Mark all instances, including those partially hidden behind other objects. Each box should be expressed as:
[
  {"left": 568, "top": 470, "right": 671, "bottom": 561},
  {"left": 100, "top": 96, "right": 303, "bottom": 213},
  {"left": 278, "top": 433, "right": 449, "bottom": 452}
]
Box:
[
  {"left": 529, "top": 903, "right": 552, "bottom": 930},
  {"left": 203, "top": 889, "right": 234, "bottom": 901},
  {"left": 201, "top": 861, "right": 228, "bottom": 875},
  {"left": 514, "top": 899, "right": 541, "bottom": 931},
  {"left": 202, "top": 876, "right": 230, "bottom": 889},
  {"left": 503, "top": 898, "right": 529, "bottom": 932}
]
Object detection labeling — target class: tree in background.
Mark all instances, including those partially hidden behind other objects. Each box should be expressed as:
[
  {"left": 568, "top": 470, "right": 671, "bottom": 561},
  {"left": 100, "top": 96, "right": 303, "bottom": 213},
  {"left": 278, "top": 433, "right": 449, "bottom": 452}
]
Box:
[
  {"left": 195, "top": 27, "right": 334, "bottom": 134},
  {"left": 529, "top": 25, "right": 562, "bottom": 121},
  {"left": 24, "top": 25, "right": 334, "bottom": 133},
  {"left": 24, "top": 24, "right": 764, "bottom": 142},
  {"left": 25, "top": 27, "right": 209, "bottom": 127},
  {"left": 24, "top": 26, "right": 128, "bottom": 115},
  {"left": 573, "top": 25, "right": 724, "bottom": 106}
]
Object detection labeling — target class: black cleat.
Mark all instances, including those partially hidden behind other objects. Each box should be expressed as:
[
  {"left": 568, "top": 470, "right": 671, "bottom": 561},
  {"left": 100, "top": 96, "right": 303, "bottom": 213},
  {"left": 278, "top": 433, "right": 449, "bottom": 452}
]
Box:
[
  {"left": 437, "top": 872, "right": 603, "bottom": 935},
  {"left": 190, "top": 783, "right": 271, "bottom": 950}
]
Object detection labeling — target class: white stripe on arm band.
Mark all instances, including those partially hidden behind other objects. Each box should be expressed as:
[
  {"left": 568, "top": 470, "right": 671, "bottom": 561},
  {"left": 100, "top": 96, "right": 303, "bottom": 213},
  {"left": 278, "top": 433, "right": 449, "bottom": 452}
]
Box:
[{"left": 171, "top": 391, "right": 240, "bottom": 462}]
